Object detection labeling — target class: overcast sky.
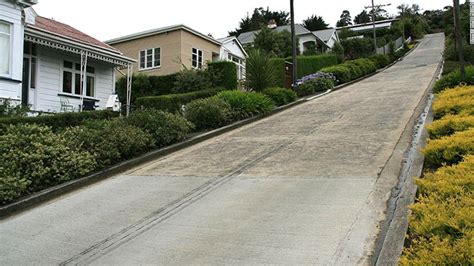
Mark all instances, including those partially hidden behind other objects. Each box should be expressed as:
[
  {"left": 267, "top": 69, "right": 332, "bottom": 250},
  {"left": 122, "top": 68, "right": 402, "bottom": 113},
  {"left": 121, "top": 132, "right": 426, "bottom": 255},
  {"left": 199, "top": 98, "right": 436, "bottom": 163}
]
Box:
[{"left": 34, "top": 0, "right": 453, "bottom": 42}]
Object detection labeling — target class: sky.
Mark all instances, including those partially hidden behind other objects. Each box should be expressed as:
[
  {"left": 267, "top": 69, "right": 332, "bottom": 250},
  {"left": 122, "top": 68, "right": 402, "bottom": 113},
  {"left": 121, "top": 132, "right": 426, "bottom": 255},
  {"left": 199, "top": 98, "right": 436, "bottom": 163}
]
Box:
[{"left": 34, "top": 0, "right": 453, "bottom": 42}]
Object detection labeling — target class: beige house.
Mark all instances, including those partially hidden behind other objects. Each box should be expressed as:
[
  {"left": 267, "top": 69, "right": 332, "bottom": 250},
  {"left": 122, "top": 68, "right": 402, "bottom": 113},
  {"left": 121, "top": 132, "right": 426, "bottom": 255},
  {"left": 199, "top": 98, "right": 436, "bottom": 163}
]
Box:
[{"left": 106, "top": 25, "right": 221, "bottom": 76}]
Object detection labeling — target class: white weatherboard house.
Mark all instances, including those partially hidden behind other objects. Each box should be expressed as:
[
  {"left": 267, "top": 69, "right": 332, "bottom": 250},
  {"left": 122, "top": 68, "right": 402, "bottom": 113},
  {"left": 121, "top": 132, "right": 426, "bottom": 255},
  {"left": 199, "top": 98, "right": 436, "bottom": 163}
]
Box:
[
  {"left": 217, "top": 36, "right": 247, "bottom": 81},
  {"left": 0, "top": 0, "right": 134, "bottom": 113}
]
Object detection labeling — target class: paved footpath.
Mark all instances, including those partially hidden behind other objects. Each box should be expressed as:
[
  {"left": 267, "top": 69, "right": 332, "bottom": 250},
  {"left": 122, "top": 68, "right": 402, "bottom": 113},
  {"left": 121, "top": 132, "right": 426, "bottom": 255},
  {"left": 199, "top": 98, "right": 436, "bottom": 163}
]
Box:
[{"left": 1, "top": 34, "right": 444, "bottom": 265}]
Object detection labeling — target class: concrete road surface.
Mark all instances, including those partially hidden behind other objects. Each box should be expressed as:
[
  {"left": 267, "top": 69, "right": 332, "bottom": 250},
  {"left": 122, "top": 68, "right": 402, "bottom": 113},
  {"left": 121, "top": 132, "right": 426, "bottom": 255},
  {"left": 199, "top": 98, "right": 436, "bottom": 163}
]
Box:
[{"left": 1, "top": 34, "right": 444, "bottom": 265}]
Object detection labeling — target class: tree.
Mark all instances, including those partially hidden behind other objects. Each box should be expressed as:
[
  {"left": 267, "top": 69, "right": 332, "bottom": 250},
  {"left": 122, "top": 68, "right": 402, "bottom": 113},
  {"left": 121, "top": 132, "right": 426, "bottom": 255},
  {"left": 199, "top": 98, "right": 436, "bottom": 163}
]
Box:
[
  {"left": 245, "top": 49, "right": 276, "bottom": 91},
  {"left": 229, "top": 7, "right": 289, "bottom": 36},
  {"left": 354, "top": 10, "right": 371, "bottom": 24},
  {"left": 336, "top": 10, "right": 353, "bottom": 27},
  {"left": 253, "top": 27, "right": 297, "bottom": 58},
  {"left": 369, "top": 6, "right": 389, "bottom": 21},
  {"left": 303, "top": 15, "right": 329, "bottom": 31}
]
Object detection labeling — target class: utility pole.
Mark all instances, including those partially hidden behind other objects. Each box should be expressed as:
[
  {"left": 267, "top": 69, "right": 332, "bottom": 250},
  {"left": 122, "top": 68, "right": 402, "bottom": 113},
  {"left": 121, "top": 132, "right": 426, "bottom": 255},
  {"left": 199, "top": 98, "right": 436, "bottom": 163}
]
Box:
[
  {"left": 290, "top": 0, "right": 297, "bottom": 88},
  {"left": 453, "top": 0, "right": 466, "bottom": 80},
  {"left": 365, "top": 1, "right": 391, "bottom": 53}
]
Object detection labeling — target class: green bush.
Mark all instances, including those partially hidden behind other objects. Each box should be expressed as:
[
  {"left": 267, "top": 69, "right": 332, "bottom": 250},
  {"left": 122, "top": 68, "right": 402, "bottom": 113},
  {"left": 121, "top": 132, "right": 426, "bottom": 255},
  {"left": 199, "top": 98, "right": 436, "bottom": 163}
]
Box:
[
  {"left": 294, "top": 54, "right": 339, "bottom": 79},
  {"left": 369, "top": 54, "right": 391, "bottom": 68},
  {"left": 184, "top": 97, "right": 231, "bottom": 130},
  {"left": 294, "top": 78, "right": 335, "bottom": 97},
  {"left": 428, "top": 114, "right": 474, "bottom": 139},
  {"left": 342, "top": 61, "right": 363, "bottom": 79},
  {"left": 433, "top": 66, "right": 474, "bottom": 93},
  {"left": 245, "top": 49, "right": 277, "bottom": 91},
  {"left": 125, "top": 110, "right": 193, "bottom": 147},
  {"left": 422, "top": 128, "right": 474, "bottom": 169},
  {"left": 351, "top": 58, "right": 377, "bottom": 75},
  {"left": 0, "top": 124, "right": 96, "bottom": 203},
  {"left": 208, "top": 61, "right": 238, "bottom": 89},
  {"left": 340, "top": 38, "right": 374, "bottom": 60},
  {"left": 261, "top": 88, "right": 297, "bottom": 106},
  {"left": 135, "top": 88, "right": 224, "bottom": 113},
  {"left": 269, "top": 58, "right": 287, "bottom": 88},
  {"left": 320, "top": 65, "right": 352, "bottom": 84},
  {"left": 64, "top": 120, "right": 154, "bottom": 169},
  {"left": 216, "top": 91, "right": 275, "bottom": 120},
  {"left": 173, "top": 69, "right": 215, "bottom": 94},
  {"left": 0, "top": 110, "right": 118, "bottom": 133}
]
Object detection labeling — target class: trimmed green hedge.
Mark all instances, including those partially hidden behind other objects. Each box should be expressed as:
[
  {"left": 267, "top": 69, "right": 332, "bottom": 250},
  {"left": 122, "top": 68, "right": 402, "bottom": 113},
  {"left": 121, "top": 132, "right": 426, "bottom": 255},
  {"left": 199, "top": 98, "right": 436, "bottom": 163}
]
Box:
[
  {"left": 208, "top": 61, "right": 238, "bottom": 89},
  {"left": 216, "top": 91, "right": 275, "bottom": 121},
  {"left": 320, "top": 65, "right": 352, "bottom": 84},
  {"left": 184, "top": 97, "right": 231, "bottom": 130},
  {"left": 135, "top": 88, "right": 224, "bottom": 113},
  {"left": 369, "top": 54, "right": 391, "bottom": 68},
  {"left": 294, "top": 78, "right": 335, "bottom": 97},
  {"left": 433, "top": 66, "right": 474, "bottom": 93},
  {"left": 262, "top": 87, "right": 297, "bottom": 106},
  {"left": 320, "top": 58, "right": 378, "bottom": 84},
  {"left": 269, "top": 58, "right": 286, "bottom": 88},
  {"left": 0, "top": 110, "right": 118, "bottom": 133},
  {"left": 116, "top": 73, "right": 178, "bottom": 103},
  {"left": 293, "top": 54, "right": 339, "bottom": 79}
]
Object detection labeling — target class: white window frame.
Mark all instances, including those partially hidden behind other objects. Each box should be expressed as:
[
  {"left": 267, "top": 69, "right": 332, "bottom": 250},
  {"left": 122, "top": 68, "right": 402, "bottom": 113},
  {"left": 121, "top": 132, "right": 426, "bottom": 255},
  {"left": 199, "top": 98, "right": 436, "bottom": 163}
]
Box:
[
  {"left": 24, "top": 42, "right": 38, "bottom": 89},
  {"left": 139, "top": 47, "right": 161, "bottom": 71},
  {"left": 192, "top": 47, "right": 203, "bottom": 69},
  {"left": 61, "top": 60, "right": 96, "bottom": 98},
  {"left": 0, "top": 21, "right": 12, "bottom": 77}
]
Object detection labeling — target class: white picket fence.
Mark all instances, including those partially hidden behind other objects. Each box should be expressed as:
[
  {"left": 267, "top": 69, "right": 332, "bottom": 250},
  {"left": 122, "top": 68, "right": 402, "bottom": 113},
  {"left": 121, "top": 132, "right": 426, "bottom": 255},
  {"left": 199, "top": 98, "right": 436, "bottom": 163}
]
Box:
[{"left": 376, "top": 37, "right": 405, "bottom": 55}]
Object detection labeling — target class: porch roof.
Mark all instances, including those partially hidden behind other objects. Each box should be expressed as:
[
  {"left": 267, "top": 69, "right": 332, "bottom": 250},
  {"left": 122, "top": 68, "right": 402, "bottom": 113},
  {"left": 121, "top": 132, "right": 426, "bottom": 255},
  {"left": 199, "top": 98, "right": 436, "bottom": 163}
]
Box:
[{"left": 25, "top": 18, "right": 135, "bottom": 67}]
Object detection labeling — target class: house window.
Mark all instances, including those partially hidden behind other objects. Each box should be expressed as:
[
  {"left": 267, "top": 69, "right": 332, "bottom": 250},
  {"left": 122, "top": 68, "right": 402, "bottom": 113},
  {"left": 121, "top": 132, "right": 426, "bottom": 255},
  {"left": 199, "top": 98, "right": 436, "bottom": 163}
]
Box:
[
  {"left": 0, "top": 22, "right": 11, "bottom": 76},
  {"left": 24, "top": 42, "right": 37, "bottom": 89},
  {"left": 192, "top": 48, "right": 203, "bottom": 69},
  {"left": 139, "top": 47, "right": 160, "bottom": 70},
  {"left": 62, "top": 60, "right": 95, "bottom": 97}
]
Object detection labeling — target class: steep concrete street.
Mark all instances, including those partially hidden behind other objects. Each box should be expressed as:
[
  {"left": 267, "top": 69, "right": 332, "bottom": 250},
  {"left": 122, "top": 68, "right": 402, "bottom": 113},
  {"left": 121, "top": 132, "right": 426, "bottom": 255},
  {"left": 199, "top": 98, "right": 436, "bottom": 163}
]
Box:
[{"left": 1, "top": 34, "right": 444, "bottom": 265}]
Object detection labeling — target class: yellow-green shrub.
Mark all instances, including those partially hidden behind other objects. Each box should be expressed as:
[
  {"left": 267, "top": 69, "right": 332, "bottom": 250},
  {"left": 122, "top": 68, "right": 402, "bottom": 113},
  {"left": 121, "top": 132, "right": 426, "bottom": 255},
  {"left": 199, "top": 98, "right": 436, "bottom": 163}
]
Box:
[
  {"left": 428, "top": 114, "right": 474, "bottom": 139},
  {"left": 433, "top": 86, "right": 474, "bottom": 119},
  {"left": 423, "top": 128, "right": 474, "bottom": 169},
  {"left": 400, "top": 157, "right": 474, "bottom": 265}
]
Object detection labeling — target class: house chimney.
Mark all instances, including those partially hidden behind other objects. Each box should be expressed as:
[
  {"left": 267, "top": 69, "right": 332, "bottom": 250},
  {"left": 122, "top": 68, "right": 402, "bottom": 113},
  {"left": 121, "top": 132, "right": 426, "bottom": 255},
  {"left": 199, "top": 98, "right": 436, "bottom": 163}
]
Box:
[{"left": 268, "top": 19, "right": 277, "bottom": 29}]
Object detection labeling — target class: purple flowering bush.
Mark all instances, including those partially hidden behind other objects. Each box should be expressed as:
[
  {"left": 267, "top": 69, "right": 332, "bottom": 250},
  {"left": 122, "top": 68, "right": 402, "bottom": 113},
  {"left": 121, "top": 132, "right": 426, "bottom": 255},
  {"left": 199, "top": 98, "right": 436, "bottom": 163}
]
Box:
[{"left": 294, "top": 72, "right": 336, "bottom": 97}]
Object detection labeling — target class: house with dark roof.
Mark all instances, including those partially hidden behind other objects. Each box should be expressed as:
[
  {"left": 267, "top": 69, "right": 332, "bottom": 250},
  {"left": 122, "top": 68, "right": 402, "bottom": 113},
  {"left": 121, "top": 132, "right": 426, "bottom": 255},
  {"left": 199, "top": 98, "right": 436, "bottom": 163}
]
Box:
[
  {"left": 312, "top": 28, "right": 340, "bottom": 49},
  {"left": 217, "top": 36, "right": 247, "bottom": 80},
  {"left": 0, "top": 0, "right": 134, "bottom": 113},
  {"left": 106, "top": 25, "right": 223, "bottom": 77},
  {"left": 237, "top": 24, "right": 332, "bottom": 54}
]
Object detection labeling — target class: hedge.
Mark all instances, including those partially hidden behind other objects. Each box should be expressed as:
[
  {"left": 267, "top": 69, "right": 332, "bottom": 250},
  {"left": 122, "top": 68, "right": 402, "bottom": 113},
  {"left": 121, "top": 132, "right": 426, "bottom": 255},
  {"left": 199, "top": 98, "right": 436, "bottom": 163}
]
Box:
[
  {"left": 270, "top": 54, "right": 338, "bottom": 87},
  {"left": 208, "top": 61, "right": 238, "bottom": 89},
  {"left": 400, "top": 156, "right": 473, "bottom": 265},
  {"left": 427, "top": 114, "right": 474, "bottom": 139},
  {"left": 320, "top": 65, "right": 352, "bottom": 84},
  {"left": 135, "top": 88, "right": 225, "bottom": 113},
  {"left": 433, "top": 66, "right": 474, "bottom": 93},
  {"left": 0, "top": 110, "right": 118, "bottom": 133},
  {"left": 216, "top": 91, "right": 274, "bottom": 121},
  {"left": 261, "top": 88, "right": 297, "bottom": 106},
  {"left": 116, "top": 73, "right": 178, "bottom": 103},
  {"left": 432, "top": 86, "right": 474, "bottom": 119},
  {"left": 294, "top": 77, "right": 335, "bottom": 97},
  {"left": 184, "top": 97, "right": 231, "bottom": 130},
  {"left": 422, "top": 128, "right": 474, "bottom": 170},
  {"left": 369, "top": 54, "right": 391, "bottom": 68}
]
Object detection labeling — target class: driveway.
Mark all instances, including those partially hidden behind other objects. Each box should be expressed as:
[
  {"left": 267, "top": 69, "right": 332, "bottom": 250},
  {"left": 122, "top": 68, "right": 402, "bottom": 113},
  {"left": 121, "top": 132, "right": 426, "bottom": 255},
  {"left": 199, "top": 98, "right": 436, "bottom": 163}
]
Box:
[{"left": 0, "top": 34, "right": 444, "bottom": 265}]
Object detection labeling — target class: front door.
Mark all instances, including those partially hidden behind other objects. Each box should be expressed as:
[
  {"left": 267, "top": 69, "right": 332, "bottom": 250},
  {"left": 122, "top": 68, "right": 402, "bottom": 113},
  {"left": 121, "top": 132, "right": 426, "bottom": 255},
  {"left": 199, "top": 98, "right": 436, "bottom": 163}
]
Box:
[{"left": 22, "top": 58, "right": 30, "bottom": 107}]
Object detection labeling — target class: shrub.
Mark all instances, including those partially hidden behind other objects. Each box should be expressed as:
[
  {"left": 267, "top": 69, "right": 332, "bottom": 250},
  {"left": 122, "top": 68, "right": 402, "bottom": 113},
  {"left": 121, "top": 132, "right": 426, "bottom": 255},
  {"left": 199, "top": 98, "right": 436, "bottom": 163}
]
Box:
[
  {"left": 135, "top": 88, "right": 224, "bottom": 113},
  {"left": 340, "top": 37, "right": 374, "bottom": 60},
  {"left": 369, "top": 54, "right": 391, "bottom": 68},
  {"left": 125, "top": 110, "right": 193, "bottom": 147},
  {"left": 216, "top": 91, "right": 275, "bottom": 120},
  {"left": 422, "top": 128, "right": 474, "bottom": 169},
  {"left": 400, "top": 157, "right": 473, "bottom": 265},
  {"left": 294, "top": 54, "right": 339, "bottom": 79},
  {"left": 0, "top": 98, "right": 30, "bottom": 117},
  {"left": 0, "top": 110, "right": 119, "bottom": 133},
  {"left": 0, "top": 124, "right": 96, "bottom": 203},
  {"left": 184, "top": 97, "right": 231, "bottom": 130},
  {"left": 173, "top": 69, "right": 214, "bottom": 94},
  {"left": 320, "top": 65, "right": 352, "bottom": 84},
  {"left": 63, "top": 120, "right": 154, "bottom": 169},
  {"left": 351, "top": 58, "right": 377, "bottom": 75},
  {"left": 342, "top": 61, "right": 363, "bottom": 79},
  {"left": 295, "top": 78, "right": 335, "bottom": 97},
  {"left": 245, "top": 49, "right": 276, "bottom": 91},
  {"left": 261, "top": 88, "right": 297, "bottom": 106},
  {"left": 208, "top": 61, "right": 238, "bottom": 89},
  {"left": 428, "top": 114, "right": 474, "bottom": 139},
  {"left": 433, "top": 66, "right": 474, "bottom": 93},
  {"left": 432, "top": 86, "right": 474, "bottom": 119}
]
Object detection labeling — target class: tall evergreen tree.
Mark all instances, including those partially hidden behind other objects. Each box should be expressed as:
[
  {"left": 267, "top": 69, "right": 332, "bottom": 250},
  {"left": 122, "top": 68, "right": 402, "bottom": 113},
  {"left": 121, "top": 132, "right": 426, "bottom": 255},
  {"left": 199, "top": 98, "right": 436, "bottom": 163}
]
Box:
[
  {"left": 354, "top": 10, "right": 371, "bottom": 24},
  {"left": 229, "top": 7, "right": 289, "bottom": 36},
  {"left": 336, "top": 10, "right": 353, "bottom": 27},
  {"left": 303, "top": 15, "right": 329, "bottom": 31}
]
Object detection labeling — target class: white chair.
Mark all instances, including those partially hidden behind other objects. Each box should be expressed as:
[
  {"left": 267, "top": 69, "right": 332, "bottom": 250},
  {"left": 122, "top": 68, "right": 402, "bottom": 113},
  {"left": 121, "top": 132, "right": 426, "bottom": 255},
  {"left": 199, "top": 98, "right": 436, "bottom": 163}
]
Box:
[{"left": 59, "top": 96, "right": 75, "bottom": 112}]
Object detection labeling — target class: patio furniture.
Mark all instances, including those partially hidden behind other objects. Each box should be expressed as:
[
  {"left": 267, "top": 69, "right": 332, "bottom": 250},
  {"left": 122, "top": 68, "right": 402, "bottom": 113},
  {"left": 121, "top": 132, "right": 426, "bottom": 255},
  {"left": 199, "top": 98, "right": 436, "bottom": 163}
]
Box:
[{"left": 59, "top": 96, "right": 75, "bottom": 112}]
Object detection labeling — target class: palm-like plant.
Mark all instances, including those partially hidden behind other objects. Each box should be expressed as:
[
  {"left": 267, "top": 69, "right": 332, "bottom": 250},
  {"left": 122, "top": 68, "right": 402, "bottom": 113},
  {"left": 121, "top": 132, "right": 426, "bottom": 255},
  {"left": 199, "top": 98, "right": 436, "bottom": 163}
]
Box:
[{"left": 245, "top": 49, "right": 276, "bottom": 92}]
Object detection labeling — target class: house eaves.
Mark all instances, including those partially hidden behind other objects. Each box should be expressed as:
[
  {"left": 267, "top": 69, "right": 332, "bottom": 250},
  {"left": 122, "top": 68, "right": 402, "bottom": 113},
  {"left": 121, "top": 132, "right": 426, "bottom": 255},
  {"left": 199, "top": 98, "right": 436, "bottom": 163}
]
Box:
[{"left": 106, "top": 24, "right": 222, "bottom": 46}]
